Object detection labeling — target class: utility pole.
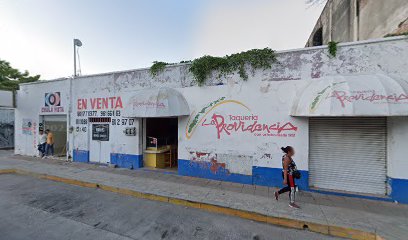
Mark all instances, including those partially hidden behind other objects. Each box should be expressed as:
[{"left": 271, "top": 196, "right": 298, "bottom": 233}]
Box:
[
  {"left": 69, "top": 38, "right": 82, "bottom": 160},
  {"left": 73, "top": 38, "right": 82, "bottom": 77}
]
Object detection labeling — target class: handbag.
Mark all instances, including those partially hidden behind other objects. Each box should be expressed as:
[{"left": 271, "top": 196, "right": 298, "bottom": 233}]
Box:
[{"left": 292, "top": 170, "right": 301, "bottom": 179}]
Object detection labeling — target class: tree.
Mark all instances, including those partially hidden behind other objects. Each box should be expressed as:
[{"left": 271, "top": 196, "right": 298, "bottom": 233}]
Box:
[{"left": 0, "top": 60, "right": 40, "bottom": 91}]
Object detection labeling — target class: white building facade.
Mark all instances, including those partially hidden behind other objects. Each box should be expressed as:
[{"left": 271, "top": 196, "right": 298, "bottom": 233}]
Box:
[{"left": 15, "top": 37, "right": 408, "bottom": 204}]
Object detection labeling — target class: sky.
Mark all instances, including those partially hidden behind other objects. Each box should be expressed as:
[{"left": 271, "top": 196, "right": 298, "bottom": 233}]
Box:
[{"left": 0, "top": 0, "right": 325, "bottom": 80}]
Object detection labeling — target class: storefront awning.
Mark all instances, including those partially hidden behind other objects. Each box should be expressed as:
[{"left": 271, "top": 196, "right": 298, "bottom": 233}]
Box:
[
  {"left": 291, "top": 74, "right": 408, "bottom": 117},
  {"left": 123, "top": 87, "right": 190, "bottom": 117}
]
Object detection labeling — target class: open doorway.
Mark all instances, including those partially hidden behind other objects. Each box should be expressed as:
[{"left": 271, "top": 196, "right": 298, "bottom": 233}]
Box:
[
  {"left": 41, "top": 115, "right": 67, "bottom": 157},
  {"left": 144, "top": 117, "right": 178, "bottom": 171}
]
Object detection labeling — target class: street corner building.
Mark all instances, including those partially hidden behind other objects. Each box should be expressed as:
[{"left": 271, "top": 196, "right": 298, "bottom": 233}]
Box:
[
  {"left": 14, "top": 36, "right": 408, "bottom": 204},
  {"left": 0, "top": 90, "right": 14, "bottom": 149}
]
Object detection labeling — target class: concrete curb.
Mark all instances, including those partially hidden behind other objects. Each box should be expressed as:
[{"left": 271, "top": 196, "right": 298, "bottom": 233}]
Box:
[{"left": 0, "top": 168, "right": 384, "bottom": 240}]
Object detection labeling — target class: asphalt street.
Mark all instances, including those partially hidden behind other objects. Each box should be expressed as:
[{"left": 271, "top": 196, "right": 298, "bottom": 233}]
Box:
[{"left": 0, "top": 174, "right": 342, "bottom": 240}]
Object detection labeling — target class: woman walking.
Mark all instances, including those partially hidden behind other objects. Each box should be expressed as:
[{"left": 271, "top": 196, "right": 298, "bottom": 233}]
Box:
[{"left": 274, "top": 146, "right": 300, "bottom": 209}]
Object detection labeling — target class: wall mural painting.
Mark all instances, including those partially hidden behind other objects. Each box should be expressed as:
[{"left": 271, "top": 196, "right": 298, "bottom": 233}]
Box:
[{"left": 186, "top": 97, "right": 298, "bottom": 140}]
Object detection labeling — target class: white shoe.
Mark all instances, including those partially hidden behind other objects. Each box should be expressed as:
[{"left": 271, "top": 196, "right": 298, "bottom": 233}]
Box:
[{"left": 289, "top": 203, "right": 300, "bottom": 209}]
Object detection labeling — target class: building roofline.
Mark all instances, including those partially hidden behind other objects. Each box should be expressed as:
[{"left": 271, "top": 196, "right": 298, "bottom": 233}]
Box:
[
  {"left": 20, "top": 35, "right": 408, "bottom": 87},
  {"left": 305, "top": 0, "right": 332, "bottom": 47},
  {"left": 19, "top": 77, "right": 69, "bottom": 86},
  {"left": 282, "top": 35, "right": 408, "bottom": 54}
]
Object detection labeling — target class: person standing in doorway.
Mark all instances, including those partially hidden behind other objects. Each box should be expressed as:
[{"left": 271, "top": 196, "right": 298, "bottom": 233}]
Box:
[
  {"left": 45, "top": 129, "right": 54, "bottom": 157},
  {"left": 37, "top": 130, "right": 47, "bottom": 157},
  {"left": 274, "top": 146, "right": 300, "bottom": 209}
]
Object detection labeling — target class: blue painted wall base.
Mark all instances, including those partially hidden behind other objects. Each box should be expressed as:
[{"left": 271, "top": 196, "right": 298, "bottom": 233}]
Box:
[
  {"left": 111, "top": 153, "right": 143, "bottom": 169},
  {"left": 178, "top": 159, "right": 408, "bottom": 204},
  {"left": 73, "top": 150, "right": 89, "bottom": 163},
  {"left": 389, "top": 177, "right": 408, "bottom": 204},
  {"left": 178, "top": 159, "right": 252, "bottom": 184},
  {"left": 72, "top": 155, "right": 408, "bottom": 204},
  {"left": 253, "top": 166, "right": 309, "bottom": 190},
  {"left": 178, "top": 159, "right": 309, "bottom": 188}
]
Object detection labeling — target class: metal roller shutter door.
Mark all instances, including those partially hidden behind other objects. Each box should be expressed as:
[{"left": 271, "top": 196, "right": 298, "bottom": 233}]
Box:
[{"left": 309, "top": 117, "right": 387, "bottom": 195}]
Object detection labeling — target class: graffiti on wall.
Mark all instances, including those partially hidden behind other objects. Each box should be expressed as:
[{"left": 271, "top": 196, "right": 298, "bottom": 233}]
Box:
[
  {"left": 0, "top": 109, "right": 14, "bottom": 148},
  {"left": 0, "top": 123, "right": 13, "bottom": 148},
  {"left": 186, "top": 97, "right": 298, "bottom": 139}
]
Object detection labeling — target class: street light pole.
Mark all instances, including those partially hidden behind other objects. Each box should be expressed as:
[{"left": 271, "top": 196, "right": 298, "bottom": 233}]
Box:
[
  {"left": 73, "top": 39, "right": 76, "bottom": 77},
  {"left": 69, "top": 38, "right": 82, "bottom": 161},
  {"left": 73, "top": 38, "right": 82, "bottom": 77}
]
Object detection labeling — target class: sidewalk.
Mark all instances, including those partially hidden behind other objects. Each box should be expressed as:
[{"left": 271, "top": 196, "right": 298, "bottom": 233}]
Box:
[{"left": 0, "top": 150, "right": 407, "bottom": 240}]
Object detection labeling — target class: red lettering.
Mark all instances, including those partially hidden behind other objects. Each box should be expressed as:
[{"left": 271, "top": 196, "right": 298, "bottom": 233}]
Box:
[
  {"left": 278, "top": 122, "right": 298, "bottom": 133},
  {"left": 115, "top": 97, "right": 123, "bottom": 109},
  {"left": 329, "top": 91, "right": 348, "bottom": 107},
  {"left": 226, "top": 123, "right": 235, "bottom": 131},
  {"left": 330, "top": 90, "right": 408, "bottom": 107},
  {"left": 109, "top": 97, "right": 115, "bottom": 108},
  {"left": 212, "top": 114, "right": 229, "bottom": 139},
  {"left": 102, "top": 98, "right": 108, "bottom": 109},
  {"left": 77, "top": 99, "right": 87, "bottom": 110},
  {"left": 397, "top": 94, "right": 408, "bottom": 101},
  {"left": 90, "top": 98, "right": 97, "bottom": 109},
  {"left": 201, "top": 118, "right": 212, "bottom": 126},
  {"left": 96, "top": 98, "right": 102, "bottom": 109},
  {"left": 208, "top": 114, "right": 297, "bottom": 139},
  {"left": 87, "top": 96, "right": 123, "bottom": 109}
]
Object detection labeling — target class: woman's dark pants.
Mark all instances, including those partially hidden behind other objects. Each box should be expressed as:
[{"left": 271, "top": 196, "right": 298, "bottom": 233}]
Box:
[{"left": 278, "top": 173, "right": 296, "bottom": 203}]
